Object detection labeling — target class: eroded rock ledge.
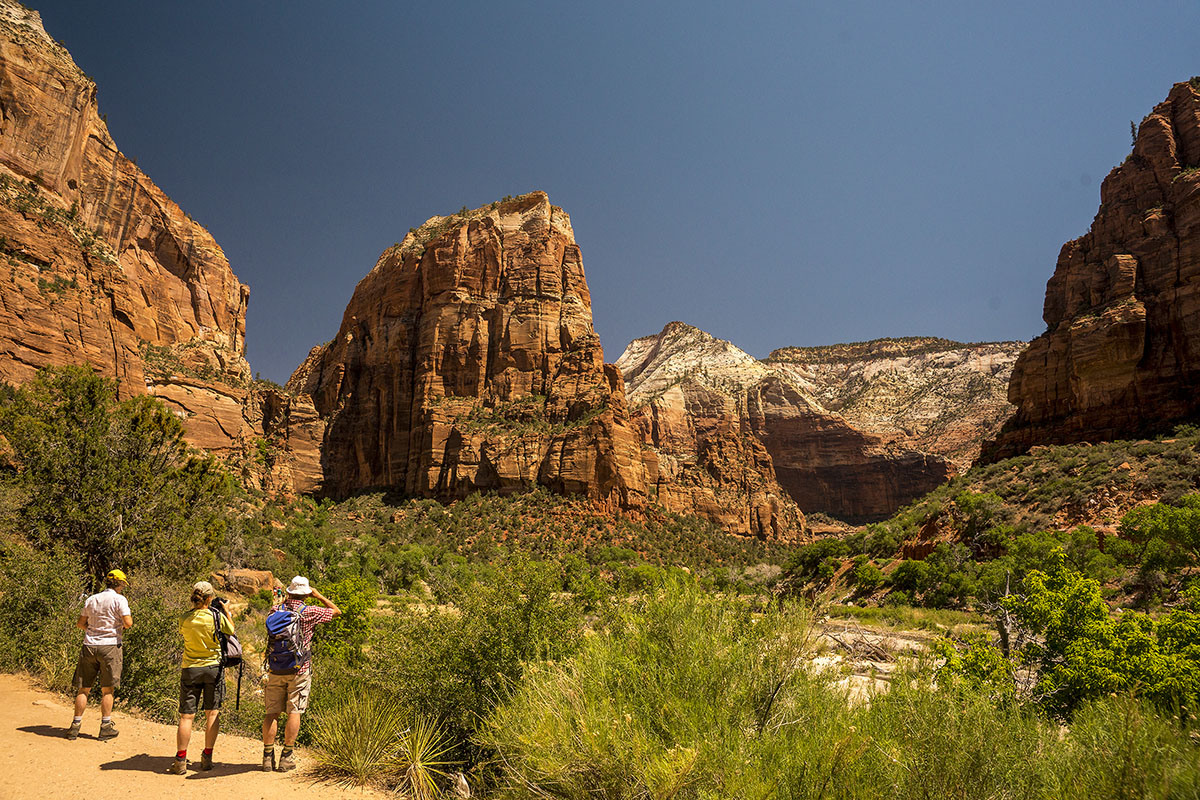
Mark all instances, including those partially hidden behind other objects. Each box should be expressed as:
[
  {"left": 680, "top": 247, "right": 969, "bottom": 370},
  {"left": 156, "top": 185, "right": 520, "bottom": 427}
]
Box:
[{"left": 984, "top": 80, "right": 1200, "bottom": 461}]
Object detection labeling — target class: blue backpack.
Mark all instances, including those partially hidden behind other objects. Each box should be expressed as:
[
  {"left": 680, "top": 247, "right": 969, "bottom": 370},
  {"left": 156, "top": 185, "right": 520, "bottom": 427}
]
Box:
[{"left": 264, "top": 607, "right": 307, "bottom": 675}]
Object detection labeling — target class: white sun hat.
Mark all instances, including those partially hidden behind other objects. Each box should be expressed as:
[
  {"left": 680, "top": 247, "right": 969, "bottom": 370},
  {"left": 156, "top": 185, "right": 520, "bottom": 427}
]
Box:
[{"left": 286, "top": 576, "right": 313, "bottom": 595}]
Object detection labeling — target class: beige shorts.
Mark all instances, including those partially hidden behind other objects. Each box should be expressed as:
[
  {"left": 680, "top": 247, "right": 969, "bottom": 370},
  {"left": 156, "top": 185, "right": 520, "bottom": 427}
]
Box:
[{"left": 264, "top": 670, "right": 313, "bottom": 715}]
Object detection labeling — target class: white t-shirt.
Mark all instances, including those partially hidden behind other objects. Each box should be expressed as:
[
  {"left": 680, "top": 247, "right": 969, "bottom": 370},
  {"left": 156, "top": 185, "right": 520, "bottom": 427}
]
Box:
[{"left": 82, "top": 589, "right": 132, "bottom": 646}]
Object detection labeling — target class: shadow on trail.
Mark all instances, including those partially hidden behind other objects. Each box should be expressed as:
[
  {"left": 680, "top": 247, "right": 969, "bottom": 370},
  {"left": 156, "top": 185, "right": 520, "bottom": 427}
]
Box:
[
  {"left": 18, "top": 724, "right": 84, "bottom": 740},
  {"left": 100, "top": 753, "right": 175, "bottom": 773},
  {"left": 186, "top": 761, "right": 270, "bottom": 778},
  {"left": 99, "top": 753, "right": 274, "bottom": 777}
]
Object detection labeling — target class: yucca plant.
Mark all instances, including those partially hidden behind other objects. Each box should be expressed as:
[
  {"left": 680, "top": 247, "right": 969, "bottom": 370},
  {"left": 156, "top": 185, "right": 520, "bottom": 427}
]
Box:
[
  {"left": 395, "top": 716, "right": 456, "bottom": 800},
  {"left": 311, "top": 693, "right": 406, "bottom": 785}
]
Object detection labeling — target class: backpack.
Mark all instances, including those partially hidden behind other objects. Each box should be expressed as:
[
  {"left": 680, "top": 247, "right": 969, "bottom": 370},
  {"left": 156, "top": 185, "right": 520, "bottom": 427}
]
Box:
[
  {"left": 264, "top": 606, "right": 308, "bottom": 675},
  {"left": 209, "top": 608, "right": 243, "bottom": 668},
  {"left": 210, "top": 607, "right": 246, "bottom": 711}
]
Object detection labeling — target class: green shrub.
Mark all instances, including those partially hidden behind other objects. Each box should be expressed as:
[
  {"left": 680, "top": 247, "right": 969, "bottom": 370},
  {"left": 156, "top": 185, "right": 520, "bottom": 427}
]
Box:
[
  {"left": 0, "top": 542, "right": 85, "bottom": 688},
  {"left": 481, "top": 581, "right": 818, "bottom": 798},
  {"left": 0, "top": 366, "right": 234, "bottom": 583},
  {"left": 358, "top": 558, "right": 584, "bottom": 769},
  {"left": 1049, "top": 694, "right": 1200, "bottom": 798},
  {"left": 851, "top": 559, "right": 886, "bottom": 592}
]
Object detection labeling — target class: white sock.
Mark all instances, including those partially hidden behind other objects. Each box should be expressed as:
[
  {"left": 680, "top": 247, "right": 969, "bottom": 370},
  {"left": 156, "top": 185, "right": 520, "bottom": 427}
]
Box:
[
  {"left": 101, "top": 716, "right": 111, "bottom": 723},
  {"left": 72, "top": 716, "right": 82, "bottom": 723}
]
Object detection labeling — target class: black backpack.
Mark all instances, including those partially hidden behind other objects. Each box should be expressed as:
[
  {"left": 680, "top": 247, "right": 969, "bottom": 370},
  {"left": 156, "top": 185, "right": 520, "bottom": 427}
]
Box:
[
  {"left": 209, "top": 607, "right": 243, "bottom": 668},
  {"left": 210, "top": 605, "right": 245, "bottom": 711}
]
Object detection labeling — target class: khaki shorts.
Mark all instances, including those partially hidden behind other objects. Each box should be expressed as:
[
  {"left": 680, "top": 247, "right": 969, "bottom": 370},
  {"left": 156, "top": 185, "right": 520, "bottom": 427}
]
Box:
[
  {"left": 264, "top": 670, "right": 313, "bottom": 715},
  {"left": 72, "top": 644, "right": 122, "bottom": 690}
]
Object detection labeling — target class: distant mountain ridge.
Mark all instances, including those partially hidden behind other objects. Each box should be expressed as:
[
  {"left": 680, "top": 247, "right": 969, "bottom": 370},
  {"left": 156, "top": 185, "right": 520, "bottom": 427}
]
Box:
[{"left": 618, "top": 324, "right": 1023, "bottom": 521}]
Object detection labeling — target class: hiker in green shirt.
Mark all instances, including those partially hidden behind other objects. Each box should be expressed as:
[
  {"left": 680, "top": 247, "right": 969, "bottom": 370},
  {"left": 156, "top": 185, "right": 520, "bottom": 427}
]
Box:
[{"left": 170, "top": 581, "right": 235, "bottom": 775}]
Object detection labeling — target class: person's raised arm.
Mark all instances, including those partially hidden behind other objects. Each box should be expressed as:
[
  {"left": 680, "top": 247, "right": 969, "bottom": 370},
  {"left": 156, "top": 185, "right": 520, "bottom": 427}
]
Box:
[
  {"left": 309, "top": 587, "right": 341, "bottom": 618},
  {"left": 76, "top": 614, "right": 88, "bottom": 631},
  {"left": 122, "top": 615, "right": 133, "bottom": 629}
]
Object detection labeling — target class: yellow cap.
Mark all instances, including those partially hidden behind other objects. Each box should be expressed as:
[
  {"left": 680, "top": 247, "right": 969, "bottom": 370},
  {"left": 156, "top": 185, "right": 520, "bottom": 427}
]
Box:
[{"left": 106, "top": 569, "right": 128, "bottom": 585}]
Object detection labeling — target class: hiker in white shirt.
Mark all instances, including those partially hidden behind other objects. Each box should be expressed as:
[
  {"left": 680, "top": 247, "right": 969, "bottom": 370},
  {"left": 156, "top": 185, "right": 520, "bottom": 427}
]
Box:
[{"left": 67, "top": 569, "right": 133, "bottom": 741}]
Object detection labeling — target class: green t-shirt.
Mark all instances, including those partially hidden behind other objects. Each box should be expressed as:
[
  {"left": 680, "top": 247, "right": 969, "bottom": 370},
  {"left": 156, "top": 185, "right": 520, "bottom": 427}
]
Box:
[{"left": 180, "top": 607, "right": 235, "bottom": 669}]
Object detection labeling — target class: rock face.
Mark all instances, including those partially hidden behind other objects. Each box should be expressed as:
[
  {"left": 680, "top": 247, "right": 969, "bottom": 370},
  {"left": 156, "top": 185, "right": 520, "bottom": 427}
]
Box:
[
  {"left": 767, "top": 338, "right": 1024, "bottom": 470},
  {"left": 0, "top": 2, "right": 253, "bottom": 451},
  {"left": 985, "top": 81, "right": 1200, "bottom": 460},
  {"left": 287, "top": 193, "right": 653, "bottom": 515},
  {"left": 616, "top": 322, "right": 805, "bottom": 537},
  {"left": 619, "top": 325, "right": 1021, "bottom": 522}
]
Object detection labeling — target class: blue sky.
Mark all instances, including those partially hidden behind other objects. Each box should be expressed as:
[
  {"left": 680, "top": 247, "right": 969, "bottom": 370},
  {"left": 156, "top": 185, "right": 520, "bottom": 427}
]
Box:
[{"left": 34, "top": 1, "right": 1200, "bottom": 381}]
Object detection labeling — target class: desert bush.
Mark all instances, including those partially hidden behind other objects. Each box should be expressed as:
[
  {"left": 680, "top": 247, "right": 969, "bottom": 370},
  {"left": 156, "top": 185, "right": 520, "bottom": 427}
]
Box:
[
  {"left": 0, "top": 541, "right": 85, "bottom": 688},
  {"left": 118, "top": 573, "right": 188, "bottom": 721},
  {"left": 856, "top": 671, "right": 1055, "bottom": 799},
  {"left": 311, "top": 694, "right": 454, "bottom": 795},
  {"left": 1049, "top": 695, "right": 1200, "bottom": 799},
  {"left": 481, "top": 581, "right": 818, "bottom": 798},
  {"left": 357, "top": 557, "right": 584, "bottom": 770},
  {"left": 0, "top": 366, "right": 235, "bottom": 583}
]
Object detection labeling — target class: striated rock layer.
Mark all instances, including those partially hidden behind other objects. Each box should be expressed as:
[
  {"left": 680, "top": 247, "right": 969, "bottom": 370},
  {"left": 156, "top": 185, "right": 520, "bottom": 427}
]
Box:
[
  {"left": 767, "top": 338, "right": 1024, "bottom": 470},
  {"left": 619, "top": 325, "right": 1020, "bottom": 522},
  {"left": 616, "top": 322, "right": 805, "bottom": 537},
  {"left": 0, "top": 1, "right": 253, "bottom": 451},
  {"left": 0, "top": 1, "right": 326, "bottom": 495},
  {"left": 985, "top": 80, "right": 1200, "bottom": 460},
  {"left": 288, "top": 193, "right": 666, "bottom": 523}
]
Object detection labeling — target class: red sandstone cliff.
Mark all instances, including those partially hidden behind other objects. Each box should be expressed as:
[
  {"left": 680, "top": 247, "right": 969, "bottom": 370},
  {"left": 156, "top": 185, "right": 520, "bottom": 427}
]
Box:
[
  {"left": 286, "top": 193, "right": 653, "bottom": 515},
  {"left": 985, "top": 80, "right": 1200, "bottom": 460},
  {"left": 0, "top": 2, "right": 254, "bottom": 452}
]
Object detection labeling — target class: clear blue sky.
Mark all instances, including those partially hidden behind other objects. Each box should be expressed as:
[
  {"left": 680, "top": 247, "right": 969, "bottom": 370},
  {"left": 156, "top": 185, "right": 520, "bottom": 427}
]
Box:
[{"left": 33, "top": 1, "right": 1200, "bottom": 382}]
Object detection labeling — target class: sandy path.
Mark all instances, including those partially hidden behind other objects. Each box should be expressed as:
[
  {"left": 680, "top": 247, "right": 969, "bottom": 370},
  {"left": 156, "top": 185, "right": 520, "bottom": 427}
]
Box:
[{"left": 0, "top": 673, "right": 380, "bottom": 800}]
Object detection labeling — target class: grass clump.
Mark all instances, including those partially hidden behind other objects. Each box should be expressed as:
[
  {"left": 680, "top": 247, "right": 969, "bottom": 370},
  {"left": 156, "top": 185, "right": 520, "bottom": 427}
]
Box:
[{"left": 311, "top": 696, "right": 454, "bottom": 795}]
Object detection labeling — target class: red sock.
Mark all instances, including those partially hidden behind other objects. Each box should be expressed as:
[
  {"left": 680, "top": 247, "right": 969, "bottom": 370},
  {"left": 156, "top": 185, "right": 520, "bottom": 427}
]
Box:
[
  {"left": 202, "top": 748, "right": 212, "bottom": 756},
  {"left": 176, "top": 750, "right": 186, "bottom": 759}
]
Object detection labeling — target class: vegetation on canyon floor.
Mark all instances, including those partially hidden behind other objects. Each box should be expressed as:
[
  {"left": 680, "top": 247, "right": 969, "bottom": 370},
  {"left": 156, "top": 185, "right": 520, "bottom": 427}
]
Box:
[{"left": 3, "top": 366, "right": 1200, "bottom": 797}]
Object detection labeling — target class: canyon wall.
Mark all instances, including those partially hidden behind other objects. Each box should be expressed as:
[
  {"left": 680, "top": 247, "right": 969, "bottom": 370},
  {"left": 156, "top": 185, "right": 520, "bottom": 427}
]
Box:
[
  {"left": 619, "top": 325, "right": 1020, "bottom": 521},
  {"left": 0, "top": 2, "right": 253, "bottom": 450},
  {"left": 985, "top": 80, "right": 1200, "bottom": 460},
  {"left": 287, "top": 194, "right": 654, "bottom": 516},
  {"left": 0, "top": 1, "right": 325, "bottom": 492}
]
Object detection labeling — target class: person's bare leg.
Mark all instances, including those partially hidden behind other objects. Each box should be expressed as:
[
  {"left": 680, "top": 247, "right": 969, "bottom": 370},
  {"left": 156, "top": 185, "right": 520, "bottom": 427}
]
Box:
[
  {"left": 283, "top": 712, "right": 301, "bottom": 746},
  {"left": 73, "top": 691, "right": 87, "bottom": 718},
  {"left": 262, "top": 715, "right": 278, "bottom": 746},
  {"left": 204, "top": 710, "right": 220, "bottom": 749},
  {"left": 99, "top": 687, "right": 114, "bottom": 718},
  {"left": 177, "top": 713, "right": 194, "bottom": 753}
]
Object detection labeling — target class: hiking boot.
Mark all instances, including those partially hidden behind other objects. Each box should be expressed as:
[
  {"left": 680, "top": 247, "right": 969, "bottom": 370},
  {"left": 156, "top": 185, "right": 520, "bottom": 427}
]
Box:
[
  {"left": 276, "top": 752, "right": 296, "bottom": 772},
  {"left": 98, "top": 720, "right": 119, "bottom": 741},
  {"left": 262, "top": 750, "right": 275, "bottom": 772},
  {"left": 169, "top": 757, "right": 187, "bottom": 775},
  {"left": 65, "top": 720, "right": 81, "bottom": 741},
  {"left": 199, "top": 752, "right": 213, "bottom": 771}
]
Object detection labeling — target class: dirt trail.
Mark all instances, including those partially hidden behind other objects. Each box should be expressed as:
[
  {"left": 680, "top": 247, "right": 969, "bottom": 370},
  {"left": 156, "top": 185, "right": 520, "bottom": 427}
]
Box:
[{"left": 0, "top": 673, "right": 380, "bottom": 800}]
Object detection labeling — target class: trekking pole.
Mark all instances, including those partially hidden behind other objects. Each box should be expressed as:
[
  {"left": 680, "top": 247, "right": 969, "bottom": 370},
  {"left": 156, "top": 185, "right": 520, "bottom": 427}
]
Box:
[{"left": 236, "top": 661, "right": 243, "bottom": 712}]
